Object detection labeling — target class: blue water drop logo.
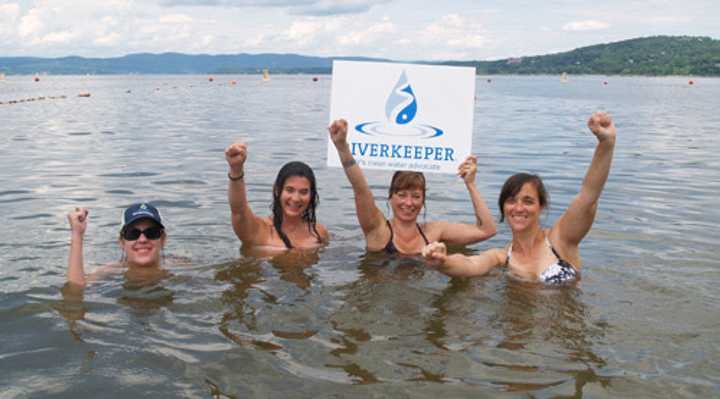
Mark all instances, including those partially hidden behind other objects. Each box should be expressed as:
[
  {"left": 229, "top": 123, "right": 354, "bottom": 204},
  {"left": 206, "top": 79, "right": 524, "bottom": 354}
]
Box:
[{"left": 385, "top": 71, "right": 417, "bottom": 125}]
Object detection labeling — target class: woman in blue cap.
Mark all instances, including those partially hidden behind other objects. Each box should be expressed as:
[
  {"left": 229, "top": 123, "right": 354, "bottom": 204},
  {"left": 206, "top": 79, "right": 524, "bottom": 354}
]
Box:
[{"left": 66, "top": 202, "right": 167, "bottom": 286}]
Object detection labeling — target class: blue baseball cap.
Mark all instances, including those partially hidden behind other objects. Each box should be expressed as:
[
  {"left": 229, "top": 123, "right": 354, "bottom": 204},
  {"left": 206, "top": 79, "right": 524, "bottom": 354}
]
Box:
[{"left": 121, "top": 202, "right": 164, "bottom": 230}]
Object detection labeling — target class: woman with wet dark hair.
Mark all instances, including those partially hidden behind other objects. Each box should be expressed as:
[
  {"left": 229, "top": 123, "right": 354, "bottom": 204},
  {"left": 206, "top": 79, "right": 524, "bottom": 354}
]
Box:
[
  {"left": 328, "top": 119, "right": 496, "bottom": 255},
  {"left": 225, "top": 142, "right": 328, "bottom": 250},
  {"left": 423, "top": 112, "right": 617, "bottom": 285}
]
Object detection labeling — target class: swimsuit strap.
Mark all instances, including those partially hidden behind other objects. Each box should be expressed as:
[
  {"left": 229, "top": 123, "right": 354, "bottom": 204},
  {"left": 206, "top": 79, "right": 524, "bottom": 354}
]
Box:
[
  {"left": 544, "top": 235, "right": 577, "bottom": 272},
  {"left": 504, "top": 243, "right": 513, "bottom": 267},
  {"left": 416, "top": 223, "right": 429, "bottom": 245},
  {"left": 384, "top": 220, "right": 429, "bottom": 254},
  {"left": 386, "top": 220, "right": 394, "bottom": 241},
  {"left": 544, "top": 235, "right": 564, "bottom": 261},
  {"left": 384, "top": 220, "right": 397, "bottom": 254}
]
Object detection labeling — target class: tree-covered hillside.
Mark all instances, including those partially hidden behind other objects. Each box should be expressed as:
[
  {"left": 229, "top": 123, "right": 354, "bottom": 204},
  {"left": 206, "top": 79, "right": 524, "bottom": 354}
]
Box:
[{"left": 445, "top": 36, "right": 720, "bottom": 76}]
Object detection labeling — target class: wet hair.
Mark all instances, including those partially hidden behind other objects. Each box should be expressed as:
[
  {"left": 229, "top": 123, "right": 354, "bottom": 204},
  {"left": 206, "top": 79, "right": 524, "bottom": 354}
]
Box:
[
  {"left": 498, "top": 173, "right": 549, "bottom": 222},
  {"left": 271, "top": 161, "right": 321, "bottom": 249},
  {"left": 388, "top": 171, "right": 426, "bottom": 200},
  {"left": 388, "top": 170, "right": 427, "bottom": 219}
]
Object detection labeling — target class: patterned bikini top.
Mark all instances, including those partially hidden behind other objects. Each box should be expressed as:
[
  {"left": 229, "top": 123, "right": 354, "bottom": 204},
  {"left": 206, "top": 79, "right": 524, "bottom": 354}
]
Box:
[{"left": 505, "top": 236, "right": 578, "bottom": 285}]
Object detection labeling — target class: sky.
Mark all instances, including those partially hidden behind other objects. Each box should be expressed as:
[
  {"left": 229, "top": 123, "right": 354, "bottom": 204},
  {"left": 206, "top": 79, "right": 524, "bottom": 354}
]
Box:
[{"left": 1, "top": 0, "right": 718, "bottom": 61}]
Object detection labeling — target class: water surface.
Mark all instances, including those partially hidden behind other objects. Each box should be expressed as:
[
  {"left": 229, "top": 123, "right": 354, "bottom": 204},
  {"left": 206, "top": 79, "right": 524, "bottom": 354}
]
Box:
[{"left": 1, "top": 74, "right": 719, "bottom": 398}]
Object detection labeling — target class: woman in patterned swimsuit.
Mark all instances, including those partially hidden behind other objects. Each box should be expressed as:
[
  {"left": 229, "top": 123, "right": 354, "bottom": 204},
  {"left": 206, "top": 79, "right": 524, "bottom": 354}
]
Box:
[
  {"left": 422, "top": 112, "right": 616, "bottom": 284},
  {"left": 328, "top": 119, "right": 497, "bottom": 255}
]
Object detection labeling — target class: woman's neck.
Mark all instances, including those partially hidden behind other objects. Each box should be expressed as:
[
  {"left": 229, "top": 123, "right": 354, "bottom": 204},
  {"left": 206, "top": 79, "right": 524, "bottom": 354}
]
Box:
[
  {"left": 281, "top": 216, "right": 307, "bottom": 233},
  {"left": 390, "top": 216, "right": 417, "bottom": 229},
  {"left": 511, "top": 224, "right": 544, "bottom": 255}
]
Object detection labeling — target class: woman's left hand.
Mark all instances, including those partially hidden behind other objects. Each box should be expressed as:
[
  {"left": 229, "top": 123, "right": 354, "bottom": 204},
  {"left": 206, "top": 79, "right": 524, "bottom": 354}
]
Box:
[
  {"left": 587, "top": 112, "right": 616, "bottom": 143},
  {"left": 422, "top": 241, "right": 447, "bottom": 265},
  {"left": 457, "top": 155, "right": 478, "bottom": 184}
]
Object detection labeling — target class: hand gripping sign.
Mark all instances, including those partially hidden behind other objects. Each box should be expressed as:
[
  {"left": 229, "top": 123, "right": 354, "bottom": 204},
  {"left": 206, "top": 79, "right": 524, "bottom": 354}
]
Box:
[{"left": 328, "top": 61, "right": 476, "bottom": 174}]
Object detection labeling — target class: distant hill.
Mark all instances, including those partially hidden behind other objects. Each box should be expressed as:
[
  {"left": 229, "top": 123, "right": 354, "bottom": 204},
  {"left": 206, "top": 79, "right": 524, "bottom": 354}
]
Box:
[
  {"left": 444, "top": 36, "right": 720, "bottom": 76},
  {"left": 0, "top": 53, "right": 387, "bottom": 75},
  {"left": 0, "top": 36, "right": 718, "bottom": 76}
]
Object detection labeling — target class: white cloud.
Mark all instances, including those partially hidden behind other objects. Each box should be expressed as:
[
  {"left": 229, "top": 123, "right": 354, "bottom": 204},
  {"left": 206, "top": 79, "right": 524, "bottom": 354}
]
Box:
[
  {"left": 289, "top": 0, "right": 390, "bottom": 16},
  {"left": 159, "top": 13, "right": 193, "bottom": 24},
  {"left": 18, "top": 9, "right": 43, "bottom": 37},
  {"left": 285, "top": 19, "right": 325, "bottom": 42},
  {"left": 0, "top": 2, "right": 20, "bottom": 37},
  {"left": 646, "top": 16, "right": 692, "bottom": 24},
  {"left": 158, "top": 0, "right": 389, "bottom": 16},
  {"left": 562, "top": 20, "right": 610, "bottom": 31},
  {"left": 420, "top": 14, "right": 489, "bottom": 56},
  {"left": 0, "top": 2, "right": 20, "bottom": 17},
  {"left": 33, "top": 30, "right": 75, "bottom": 45},
  {"left": 280, "top": 17, "right": 344, "bottom": 47},
  {"left": 336, "top": 17, "right": 394, "bottom": 46},
  {"left": 94, "top": 32, "right": 122, "bottom": 46}
]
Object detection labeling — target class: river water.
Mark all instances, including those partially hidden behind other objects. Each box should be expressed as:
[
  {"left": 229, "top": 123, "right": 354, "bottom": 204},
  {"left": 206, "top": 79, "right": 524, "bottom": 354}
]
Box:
[{"left": 1, "top": 74, "right": 718, "bottom": 398}]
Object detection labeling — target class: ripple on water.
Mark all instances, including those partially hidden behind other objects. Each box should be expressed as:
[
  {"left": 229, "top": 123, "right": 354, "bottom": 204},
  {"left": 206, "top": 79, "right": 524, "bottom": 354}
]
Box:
[
  {"left": 0, "top": 190, "right": 33, "bottom": 196},
  {"left": 11, "top": 213, "right": 53, "bottom": 220},
  {"left": 98, "top": 172, "right": 161, "bottom": 178},
  {"left": 1, "top": 75, "right": 719, "bottom": 398},
  {"left": 106, "top": 189, "right": 135, "bottom": 195},
  {"left": 0, "top": 197, "right": 38, "bottom": 204},
  {"left": 151, "top": 199, "right": 202, "bottom": 209},
  {"left": 153, "top": 180, "right": 208, "bottom": 186}
]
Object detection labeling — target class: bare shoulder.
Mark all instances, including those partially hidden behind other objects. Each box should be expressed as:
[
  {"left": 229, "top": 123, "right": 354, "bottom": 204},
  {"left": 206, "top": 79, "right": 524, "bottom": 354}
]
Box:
[
  {"left": 244, "top": 216, "right": 274, "bottom": 245},
  {"left": 365, "top": 218, "right": 392, "bottom": 251},
  {"left": 316, "top": 222, "right": 330, "bottom": 241},
  {"left": 420, "top": 220, "right": 446, "bottom": 239},
  {"left": 86, "top": 263, "right": 124, "bottom": 282},
  {"left": 486, "top": 247, "right": 508, "bottom": 266}
]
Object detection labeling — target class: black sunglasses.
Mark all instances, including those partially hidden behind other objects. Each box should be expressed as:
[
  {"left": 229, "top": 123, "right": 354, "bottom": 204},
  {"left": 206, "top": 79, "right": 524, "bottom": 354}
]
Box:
[{"left": 122, "top": 226, "right": 164, "bottom": 241}]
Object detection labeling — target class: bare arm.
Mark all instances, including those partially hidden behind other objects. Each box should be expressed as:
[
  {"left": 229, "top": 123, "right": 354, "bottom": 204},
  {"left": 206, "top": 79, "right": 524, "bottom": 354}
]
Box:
[
  {"left": 422, "top": 242, "right": 504, "bottom": 277},
  {"left": 226, "top": 143, "right": 272, "bottom": 245},
  {"left": 67, "top": 208, "right": 88, "bottom": 287},
  {"left": 435, "top": 155, "right": 497, "bottom": 245},
  {"left": 553, "top": 112, "right": 617, "bottom": 246},
  {"left": 329, "top": 119, "right": 386, "bottom": 238}
]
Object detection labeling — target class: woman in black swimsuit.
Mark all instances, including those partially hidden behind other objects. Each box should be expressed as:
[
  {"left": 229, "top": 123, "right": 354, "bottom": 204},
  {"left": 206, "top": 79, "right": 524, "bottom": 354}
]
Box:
[
  {"left": 422, "top": 112, "right": 616, "bottom": 284},
  {"left": 328, "top": 119, "right": 496, "bottom": 255}
]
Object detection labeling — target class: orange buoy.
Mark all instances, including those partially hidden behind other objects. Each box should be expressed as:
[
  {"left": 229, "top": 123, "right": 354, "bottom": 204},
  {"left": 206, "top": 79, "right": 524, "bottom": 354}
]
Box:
[
  {"left": 208, "top": 76, "right": 214, "bottom": 82},
  {"left": 78, "top": 92, "right": 91, "bottom": 97},
  {"left": 230, "top": 80, "right": 237, "bottom": 85}
]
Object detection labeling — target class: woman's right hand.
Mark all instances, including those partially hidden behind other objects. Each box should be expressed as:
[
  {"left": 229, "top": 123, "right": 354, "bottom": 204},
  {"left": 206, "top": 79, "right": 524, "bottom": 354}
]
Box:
[
  {"left": 225, "top": 142, "right": 247, "bottom": 176},
  {"left": 587, "top": 112, "right": 616, "bottom": 143},
  {"left": 328, "top": 119, "right": 348, "bottom": 149},
  {"left": 67, "top": 207, "right": 88, "bottom": 237}
]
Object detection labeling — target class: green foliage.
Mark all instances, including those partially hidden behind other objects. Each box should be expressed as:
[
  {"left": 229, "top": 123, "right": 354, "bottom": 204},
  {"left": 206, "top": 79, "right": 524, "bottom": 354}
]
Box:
[{"left": 445, "top": 36, "right": 720, "bottom": 76}]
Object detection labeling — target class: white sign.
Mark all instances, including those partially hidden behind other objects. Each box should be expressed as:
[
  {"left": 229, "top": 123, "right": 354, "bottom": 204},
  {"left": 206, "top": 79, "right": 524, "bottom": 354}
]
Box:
[{"left": 328, "top": 60, "right": 476, "bottom": 174}]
